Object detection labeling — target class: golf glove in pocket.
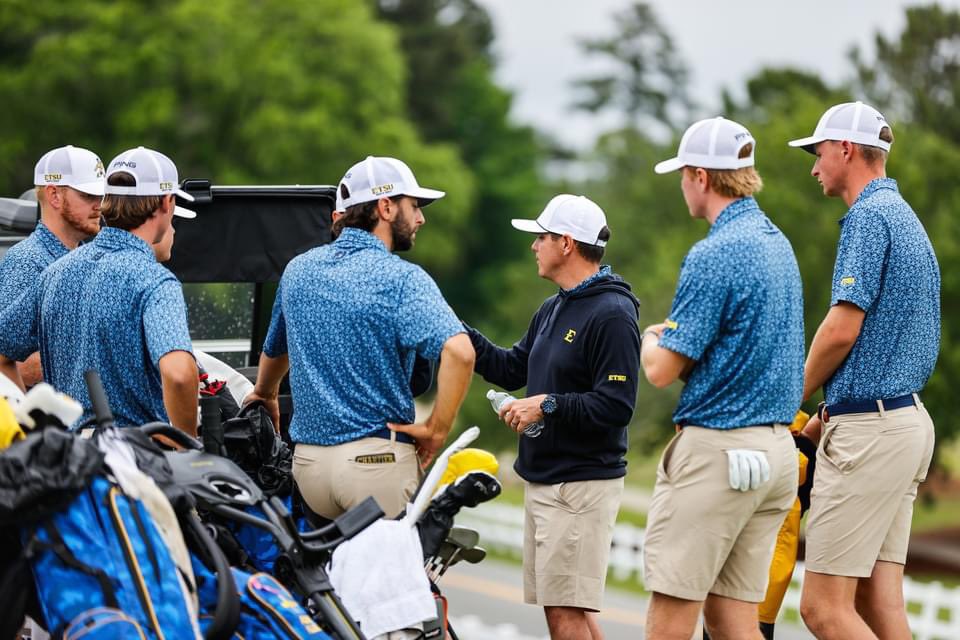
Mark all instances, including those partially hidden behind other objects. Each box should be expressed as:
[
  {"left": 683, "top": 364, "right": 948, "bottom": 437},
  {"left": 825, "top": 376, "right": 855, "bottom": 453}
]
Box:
[{"left": 726, "top": 449, "right": 770, "bottom": 491}]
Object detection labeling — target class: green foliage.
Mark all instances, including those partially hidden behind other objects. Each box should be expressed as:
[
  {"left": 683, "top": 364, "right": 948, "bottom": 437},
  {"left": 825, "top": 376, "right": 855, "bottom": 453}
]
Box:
[
  {"left": 375, "top": 0, "right": 549, "bottom": 318},
  {"left": 851, "top": 5, "right": 960, "bottom": 144},
  {"left": 571, "top": 1, "right": 692, "bottom": 130},
  {"left": 0, "top": 0, "right": 475, "bottom": 273}
]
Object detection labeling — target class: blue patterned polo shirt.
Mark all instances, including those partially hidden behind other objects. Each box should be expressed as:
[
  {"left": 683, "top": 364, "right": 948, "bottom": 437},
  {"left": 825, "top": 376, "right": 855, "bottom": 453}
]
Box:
[
  {"left": 0, "top": 227, "right": 193, "bottom": 427},
  {"left": 825, "top": 178, "right": 940, "bottom": 404},
  {"left": 0, "top": 222, "right": 68, "bottom": 306},
  {"left": 659, "top": 197, "right": 805, "bottom": 428},
  {"left": 263, "top": 228, "right": 464, "bottom": 445}
]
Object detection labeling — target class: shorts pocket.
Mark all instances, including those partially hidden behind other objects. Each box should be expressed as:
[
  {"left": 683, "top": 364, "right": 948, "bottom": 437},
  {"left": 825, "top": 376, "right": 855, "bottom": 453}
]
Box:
[
  {"left": 658, "top": 430, "right": 684, "bottom": 481},
  {"left": 819, "top": 421, "right": 862, "bottom": 474}
]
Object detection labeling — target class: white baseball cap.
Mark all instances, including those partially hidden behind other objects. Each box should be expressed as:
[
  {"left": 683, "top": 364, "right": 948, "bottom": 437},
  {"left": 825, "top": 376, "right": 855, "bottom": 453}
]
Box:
[
  {"left": 654, "top": 117, "right": 756, "bottom": 174},
  {"left": 511, "top": 194, "right": 608, "bottom": 247},
  {"left": 788, "top": 101, "right": 892, "bottom": 154},
  {"left": 104, "top": 146, "right": 196, "bottom": 218},
  {"left": 34, "top": 145, "right": 106, "bottom": 196},
  {"left": 338, "top": 156, "right": 445, "bottom": 209}
]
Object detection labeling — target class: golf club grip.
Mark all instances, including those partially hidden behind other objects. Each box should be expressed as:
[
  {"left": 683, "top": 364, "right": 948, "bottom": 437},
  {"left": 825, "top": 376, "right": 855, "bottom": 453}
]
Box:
[{"left": 83, "top": 369, "right": 114, "bottom": 428}]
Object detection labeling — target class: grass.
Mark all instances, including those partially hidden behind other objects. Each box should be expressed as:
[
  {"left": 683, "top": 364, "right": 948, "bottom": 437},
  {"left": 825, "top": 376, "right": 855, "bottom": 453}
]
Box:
[{"left": 911, "top": 494, "right": 960, "bottom": 533}]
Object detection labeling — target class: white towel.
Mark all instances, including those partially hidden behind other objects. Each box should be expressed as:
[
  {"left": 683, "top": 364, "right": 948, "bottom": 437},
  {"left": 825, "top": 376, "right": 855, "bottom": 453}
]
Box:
[{"left": 328, "top": 519, "right": 437, "bottom": 638}]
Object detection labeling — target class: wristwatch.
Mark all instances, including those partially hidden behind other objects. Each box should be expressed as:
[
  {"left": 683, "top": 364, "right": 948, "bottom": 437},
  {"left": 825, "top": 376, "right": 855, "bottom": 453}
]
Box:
[{"left": 540, "top": 394, "right": 558, "bottom": 417}]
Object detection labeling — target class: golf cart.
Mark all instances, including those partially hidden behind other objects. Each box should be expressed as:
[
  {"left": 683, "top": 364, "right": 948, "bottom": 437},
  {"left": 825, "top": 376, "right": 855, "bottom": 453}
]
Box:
[{"left": 0, "top": 180, "right": 339, "bottom": 429}]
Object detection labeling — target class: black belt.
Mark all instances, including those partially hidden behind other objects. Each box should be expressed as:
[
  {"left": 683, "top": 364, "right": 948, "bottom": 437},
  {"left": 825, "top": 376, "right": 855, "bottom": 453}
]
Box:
[
  {"left": 367, "top": 426, "right": 415, "bottom": 445},
  {"left": 821, "top": 394, "right": 917, "bottom": 421}
]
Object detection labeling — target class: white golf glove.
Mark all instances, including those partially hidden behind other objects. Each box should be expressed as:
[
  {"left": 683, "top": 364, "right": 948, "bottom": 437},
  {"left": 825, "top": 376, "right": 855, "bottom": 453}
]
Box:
[{"left": 726, "top": 449, "right": 770, "bottom": 491}]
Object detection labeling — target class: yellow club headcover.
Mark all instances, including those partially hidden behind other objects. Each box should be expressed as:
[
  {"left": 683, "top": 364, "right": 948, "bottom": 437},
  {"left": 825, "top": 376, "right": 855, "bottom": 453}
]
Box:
[
  {"left": 0, "top": 397, "right": 24, "bottom": 450},
  {"left": 437, "top": 448, "right": 499, "bottom": 492},
  {"left": 790, "top": 410, "right": 810, "bottom": 435}
]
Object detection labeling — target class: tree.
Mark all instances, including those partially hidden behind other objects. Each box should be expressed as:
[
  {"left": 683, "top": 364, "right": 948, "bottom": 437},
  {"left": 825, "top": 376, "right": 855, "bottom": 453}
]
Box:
[
  {"left": 851, "top": 5, "right": 960, "bottom": 144},
  {"left": 375, "top": 0, "right": 549, "bottom": 317},
  {"left": 571, "top": 1, "right": 692, "bottom": 132},
  {"left": 0, "top": 0, "right": 475, "bottom": 274}
]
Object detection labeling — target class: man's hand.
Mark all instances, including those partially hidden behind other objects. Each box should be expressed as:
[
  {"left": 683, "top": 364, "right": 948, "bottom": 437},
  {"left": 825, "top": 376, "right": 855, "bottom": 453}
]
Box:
[
  {"left": 243, "top": 390, "right": 280, "bottom": 434},
  {"left": 726, "top": 449, "right": 771, "bottom": 491},
  {"left": 17, "top": 352, "right": 43, "bottom": 388},
  {"left": 389, "top": 420, "right": 445, "bottom": 468},
  {"left": 499, "top": 394, "right": 546, "bottom": 434},
  {"left": 801, "top": 414, "right": 823, "bottom": 446}
]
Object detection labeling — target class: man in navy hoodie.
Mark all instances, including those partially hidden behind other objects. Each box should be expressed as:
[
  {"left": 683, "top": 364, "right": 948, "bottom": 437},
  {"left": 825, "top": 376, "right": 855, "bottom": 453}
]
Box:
[{"left": 466, "top": 194, "right": 640, "bottom": 640}]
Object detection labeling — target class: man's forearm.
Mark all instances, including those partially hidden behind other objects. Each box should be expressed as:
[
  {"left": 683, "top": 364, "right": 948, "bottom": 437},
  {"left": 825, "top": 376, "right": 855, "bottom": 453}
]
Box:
[
  {"left": 427, "top": 334, "right": 475, "bottom": 436},
  {"left": 164, "top": 379, "right": 199, "bottom": 436},
  {"left": 159, "top": 351, "right": 199, "bottom": 436},
  {"left": 803, "top": 304, "right": 865, "bottom": 401},
  {"left": 253, "top": 351, "right": 290, "bottom": 398}
]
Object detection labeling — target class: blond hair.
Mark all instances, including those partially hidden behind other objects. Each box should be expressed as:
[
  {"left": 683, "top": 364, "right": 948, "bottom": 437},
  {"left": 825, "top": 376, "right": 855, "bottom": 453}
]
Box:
[{"left": 684, "top": 143, "right": 763, "bottom": 198}]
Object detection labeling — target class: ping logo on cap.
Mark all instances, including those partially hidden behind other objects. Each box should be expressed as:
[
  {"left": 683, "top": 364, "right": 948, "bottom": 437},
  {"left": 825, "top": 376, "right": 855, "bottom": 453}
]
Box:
[
  {"left": 840, "top": 276, "right": 856, "bottom": 287},
  {"left": 113, "top": 160, "right": 137, "bottom": 169},
  {"left": 371, "top": 183, "right": 394, "bottom": 195},
  {"left": 44, "top": 173, "right": 63, "bottom": 182}
]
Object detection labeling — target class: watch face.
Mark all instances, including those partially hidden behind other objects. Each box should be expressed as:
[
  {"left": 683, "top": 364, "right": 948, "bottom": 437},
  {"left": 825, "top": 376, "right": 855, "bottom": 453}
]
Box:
[{"left": 541, "top": 395, "right": 557, "bottom": 414}]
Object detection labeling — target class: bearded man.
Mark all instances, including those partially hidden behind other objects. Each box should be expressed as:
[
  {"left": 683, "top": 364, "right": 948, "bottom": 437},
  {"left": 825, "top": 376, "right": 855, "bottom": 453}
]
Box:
[
  {"left": 0, "top": 145, "right": 105, "bottom": 387},
  {"left": 247, "top": 156, "right": 474, "bottom": 519}
]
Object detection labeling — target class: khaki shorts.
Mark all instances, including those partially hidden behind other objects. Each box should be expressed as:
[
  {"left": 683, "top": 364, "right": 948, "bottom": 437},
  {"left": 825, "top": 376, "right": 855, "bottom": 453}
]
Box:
[
  {"left": 643, "top": 425, "right": 797, "bottom": 603},
  {"left": 805, "top": 400, "right": 935, "bottom": 577},
  {"left": 293, "top": 434, "right": 421, "bottom": 520},
  {"left": 523, "top": 477, "right": 624, "bottom": 611}
]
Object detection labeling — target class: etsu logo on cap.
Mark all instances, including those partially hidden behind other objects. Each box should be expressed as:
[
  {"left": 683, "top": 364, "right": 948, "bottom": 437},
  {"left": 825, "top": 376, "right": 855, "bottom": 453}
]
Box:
[
  {"left": 45, "top": 173, "right": 63, "bottom": 182},
  {"left": 371, "top": 183, "right": 395, "bottom": 195},
  {"left": 159, "top": 181, "right": 173, "bottom": 192}
]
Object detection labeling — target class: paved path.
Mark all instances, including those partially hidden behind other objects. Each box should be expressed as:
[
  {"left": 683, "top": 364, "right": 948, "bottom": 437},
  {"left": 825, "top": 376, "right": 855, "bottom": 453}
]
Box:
[{"left": 441, "top": 557, "right": 815, "bottom": 639}]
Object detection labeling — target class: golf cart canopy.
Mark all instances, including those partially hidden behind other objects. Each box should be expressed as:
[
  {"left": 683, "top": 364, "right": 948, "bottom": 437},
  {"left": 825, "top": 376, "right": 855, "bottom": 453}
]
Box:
[{"left": 170, "top": 180, "right": 336, "bottom": 283}]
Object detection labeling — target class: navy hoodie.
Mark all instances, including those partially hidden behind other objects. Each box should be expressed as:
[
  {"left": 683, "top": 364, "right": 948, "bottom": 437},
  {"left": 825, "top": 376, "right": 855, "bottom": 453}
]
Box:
[{"left": 468, "top": 271, "right": 641, "bottom": 484}]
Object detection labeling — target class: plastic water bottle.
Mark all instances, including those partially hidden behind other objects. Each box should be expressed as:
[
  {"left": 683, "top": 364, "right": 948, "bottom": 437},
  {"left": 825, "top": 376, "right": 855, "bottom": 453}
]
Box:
[{"left": 486, "top": 389, "right": 545, "bottom": 438}]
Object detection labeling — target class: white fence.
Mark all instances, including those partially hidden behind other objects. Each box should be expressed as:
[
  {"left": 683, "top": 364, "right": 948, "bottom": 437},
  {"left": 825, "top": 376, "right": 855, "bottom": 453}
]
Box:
[{"left": 458, "top": 503, "right": 960, "bottom": 640}]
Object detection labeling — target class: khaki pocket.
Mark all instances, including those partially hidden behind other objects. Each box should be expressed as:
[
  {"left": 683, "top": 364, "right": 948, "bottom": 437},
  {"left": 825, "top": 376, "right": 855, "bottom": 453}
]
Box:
[
  {"left": 819, "top": 421, "right": 863, "bottom": 474},
  {"left": 658, "top": 430, "right": 684, "bottom": 481}
]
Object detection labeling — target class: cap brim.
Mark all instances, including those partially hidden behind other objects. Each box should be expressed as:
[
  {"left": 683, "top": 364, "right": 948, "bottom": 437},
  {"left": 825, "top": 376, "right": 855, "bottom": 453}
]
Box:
[
  {"left": 405, "top": 186, "right": 445, "bottom": 207},
  {"left": 511, "top": 218, "right": 547, "bottom": 234},
  {"left": 175, "top": 188, "right": 195, "bottom": 202},
  {"left": 174, "top": 205, "right": 196, "bottom": 219},
  {"left": 653, "top": 157, "right": 685, "bottom": 174},
  {"left": 787, "top": 136, "right": 823, "bottom": 155},
  {"left": 72, "top": 181, "right": 105, "bottom": 197}
]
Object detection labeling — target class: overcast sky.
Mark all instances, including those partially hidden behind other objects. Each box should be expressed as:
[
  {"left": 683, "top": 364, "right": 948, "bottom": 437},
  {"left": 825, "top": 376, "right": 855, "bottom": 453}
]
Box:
[{"left": 477, "top": 0, "right": 960, "bottom": 148}]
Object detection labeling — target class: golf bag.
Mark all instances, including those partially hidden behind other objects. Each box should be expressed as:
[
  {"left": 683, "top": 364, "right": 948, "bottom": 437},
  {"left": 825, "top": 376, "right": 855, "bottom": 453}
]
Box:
[{"left": 0, "top": 428, "right": 200, "bottom": 639}]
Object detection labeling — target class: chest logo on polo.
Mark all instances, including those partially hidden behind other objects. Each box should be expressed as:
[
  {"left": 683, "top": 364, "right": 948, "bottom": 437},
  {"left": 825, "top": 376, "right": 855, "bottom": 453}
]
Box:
[
  {"left": 563, "top": 329, "right": 577, "bottom": 343},
  {"left": 665, "top": 319, "right": 678, "bottom": 330},
  {"left": 840, "top": 276, "right": 856, "bottom": 287}
]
